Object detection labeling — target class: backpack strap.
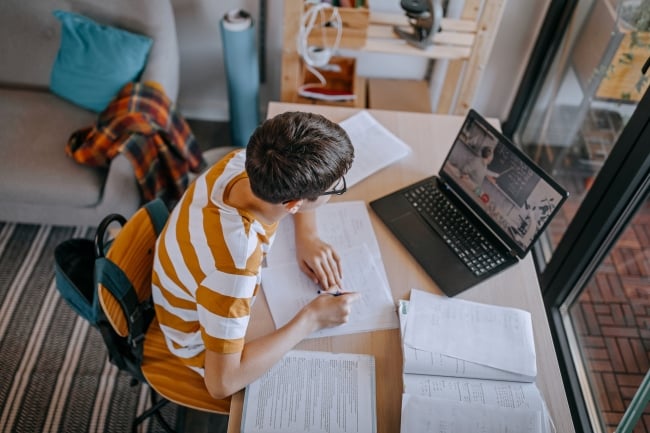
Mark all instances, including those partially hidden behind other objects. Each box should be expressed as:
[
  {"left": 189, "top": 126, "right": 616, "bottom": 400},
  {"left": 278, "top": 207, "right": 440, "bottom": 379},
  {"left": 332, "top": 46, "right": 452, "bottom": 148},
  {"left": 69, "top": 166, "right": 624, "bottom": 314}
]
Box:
[
  {"left": 144, "top": 198, "right": 169, "bottom": 236},
  {"left": 95, "top": 258, "right": 153, "bottom": 364},
  {"left": 94, "top": 198, "right": 169, "bottom": 366}
]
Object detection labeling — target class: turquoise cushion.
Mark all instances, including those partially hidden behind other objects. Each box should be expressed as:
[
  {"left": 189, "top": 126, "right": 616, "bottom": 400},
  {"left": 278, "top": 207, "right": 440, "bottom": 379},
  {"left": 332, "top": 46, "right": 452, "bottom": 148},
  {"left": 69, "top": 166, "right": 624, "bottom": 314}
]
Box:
[{"left": 50, "top": 10, "right": 153, "bottom": 112}]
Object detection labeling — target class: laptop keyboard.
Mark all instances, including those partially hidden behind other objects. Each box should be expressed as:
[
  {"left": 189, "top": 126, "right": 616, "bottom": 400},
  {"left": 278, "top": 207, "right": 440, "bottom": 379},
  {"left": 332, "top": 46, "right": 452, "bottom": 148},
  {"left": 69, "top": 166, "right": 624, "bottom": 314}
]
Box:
[{"left": 403, "top": 182, "right": 508, "bottom": 276}]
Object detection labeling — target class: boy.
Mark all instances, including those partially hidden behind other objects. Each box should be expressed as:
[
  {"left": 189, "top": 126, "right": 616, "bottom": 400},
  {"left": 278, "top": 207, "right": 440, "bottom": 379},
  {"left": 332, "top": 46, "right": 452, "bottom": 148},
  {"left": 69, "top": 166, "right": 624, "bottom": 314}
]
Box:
[{"left": 151, "top": 111, "right": 360, "bottom": 402}]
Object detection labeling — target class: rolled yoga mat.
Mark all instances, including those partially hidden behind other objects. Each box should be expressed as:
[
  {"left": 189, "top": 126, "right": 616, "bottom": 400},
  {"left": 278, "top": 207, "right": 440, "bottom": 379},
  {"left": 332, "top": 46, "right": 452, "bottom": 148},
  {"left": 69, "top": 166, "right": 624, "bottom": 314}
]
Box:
[{"left": 220, "top": 9, "right": 260, "bottom": 148}]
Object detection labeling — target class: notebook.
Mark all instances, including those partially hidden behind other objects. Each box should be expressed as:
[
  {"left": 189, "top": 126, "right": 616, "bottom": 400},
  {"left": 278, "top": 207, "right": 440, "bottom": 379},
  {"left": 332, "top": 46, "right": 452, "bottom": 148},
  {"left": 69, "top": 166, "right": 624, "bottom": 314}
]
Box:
[{"left": 370, "top": 109, "right": 568, "bottom": 296}]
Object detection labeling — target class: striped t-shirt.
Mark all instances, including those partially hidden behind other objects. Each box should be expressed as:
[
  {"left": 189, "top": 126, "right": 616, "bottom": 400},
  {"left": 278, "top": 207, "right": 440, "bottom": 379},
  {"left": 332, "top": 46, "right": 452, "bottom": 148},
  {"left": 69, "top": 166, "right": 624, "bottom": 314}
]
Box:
[{"left": 151, "top": 149, "right": 277, "bottom": 376}]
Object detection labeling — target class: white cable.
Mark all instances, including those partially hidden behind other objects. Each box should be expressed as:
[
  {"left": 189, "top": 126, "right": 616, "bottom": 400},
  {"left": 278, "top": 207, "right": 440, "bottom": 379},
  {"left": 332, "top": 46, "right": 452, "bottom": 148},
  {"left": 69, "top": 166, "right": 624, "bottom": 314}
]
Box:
[{"left": 296, "top": 3, "right": 343, "bottom": 95}]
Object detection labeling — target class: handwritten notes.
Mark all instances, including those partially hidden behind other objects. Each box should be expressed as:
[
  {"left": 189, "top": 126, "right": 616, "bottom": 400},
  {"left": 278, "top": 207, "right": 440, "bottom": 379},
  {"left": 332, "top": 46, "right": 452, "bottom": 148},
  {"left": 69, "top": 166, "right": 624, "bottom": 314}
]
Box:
[{"left": 262, "top": 201, "right": 398, "bottom": 338}]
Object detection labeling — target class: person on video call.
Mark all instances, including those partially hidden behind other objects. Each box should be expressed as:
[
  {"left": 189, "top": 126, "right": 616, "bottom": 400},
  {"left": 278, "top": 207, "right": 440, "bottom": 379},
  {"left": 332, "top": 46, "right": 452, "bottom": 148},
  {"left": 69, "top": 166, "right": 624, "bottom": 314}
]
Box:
[{"left": 459, "top": 145, "right": 500, "bottom": 190}]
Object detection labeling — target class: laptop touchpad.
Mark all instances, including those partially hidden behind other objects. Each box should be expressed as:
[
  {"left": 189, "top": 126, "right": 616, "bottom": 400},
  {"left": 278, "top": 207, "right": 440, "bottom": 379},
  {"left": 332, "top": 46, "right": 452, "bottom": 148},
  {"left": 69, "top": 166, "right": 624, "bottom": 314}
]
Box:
[{"left": 391, "top": 212, "right": 436, "bottom": 251}]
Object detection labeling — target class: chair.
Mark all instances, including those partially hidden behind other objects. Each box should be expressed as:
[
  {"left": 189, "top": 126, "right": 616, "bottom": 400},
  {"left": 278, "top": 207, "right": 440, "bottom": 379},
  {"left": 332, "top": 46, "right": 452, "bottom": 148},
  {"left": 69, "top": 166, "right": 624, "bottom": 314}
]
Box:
[{"left": 95, "top": 199, "right": 230, "bottom": 432}]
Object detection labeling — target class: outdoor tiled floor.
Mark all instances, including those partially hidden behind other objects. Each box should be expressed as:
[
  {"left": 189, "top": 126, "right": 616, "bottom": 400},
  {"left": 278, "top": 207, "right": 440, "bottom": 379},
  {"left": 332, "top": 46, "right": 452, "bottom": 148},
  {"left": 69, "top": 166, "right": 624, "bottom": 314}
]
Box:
[{"left": 550, "top": 194, "right": 650, "bottom": 432}]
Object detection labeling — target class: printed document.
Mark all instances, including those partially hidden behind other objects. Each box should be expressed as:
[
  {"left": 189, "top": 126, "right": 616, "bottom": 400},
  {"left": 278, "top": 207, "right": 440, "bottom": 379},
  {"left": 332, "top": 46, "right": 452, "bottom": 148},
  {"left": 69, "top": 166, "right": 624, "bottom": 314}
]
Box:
[
  {"left": 241, "top": 350, "right": 376, "bottom": 433},
  {"left": 401, "top": 394, "right": 544, "bottom": 433},
  {"left": 404, "top": 288, "right": 537, "bottom": 377},
  {"left": 398, "top": 300, "right": 534, "bottom": 382},
  {"left": 339, "top": 110, "right": 411, "bottom": 187},
  {"left": 397, "top": 291, "right": 553, "bottom": 433}
]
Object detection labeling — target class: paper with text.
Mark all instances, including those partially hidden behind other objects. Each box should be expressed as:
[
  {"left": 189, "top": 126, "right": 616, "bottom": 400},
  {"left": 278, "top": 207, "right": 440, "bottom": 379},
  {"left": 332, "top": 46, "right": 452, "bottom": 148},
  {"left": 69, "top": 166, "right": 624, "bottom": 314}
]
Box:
[
  {"left": 339, "top": 110, "right": 412, "bottom": 187},
  {"left": 262, "top": 201, "right": 398, "bottom": 338},
  {"left": 241, "top": 350, "right": 376, "bottom": 433},
  {"left": 403, "top": 375, "right": 544, "bottom": 411},
  {"left": 265, "top": 201, "right": 383, "bottom": 272},
  {"left": 404, "top": 289, "right": 536, "bottom": 377},
  {"left": 263, "top": 244, "right": 396, "bottom": 338},
  {"left": 398, "top": 300, "right": 534, "bottom": 382},
  {"left": 401, "top": 394, "right": 544, "bottom": 433}
]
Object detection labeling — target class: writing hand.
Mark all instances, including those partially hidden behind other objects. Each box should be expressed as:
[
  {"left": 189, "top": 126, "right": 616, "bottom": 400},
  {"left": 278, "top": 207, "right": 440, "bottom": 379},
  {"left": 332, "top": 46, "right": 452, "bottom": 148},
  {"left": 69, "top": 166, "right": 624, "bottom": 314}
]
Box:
[{"left": 305, "top": 290, "right": 361, "bottom": 330}]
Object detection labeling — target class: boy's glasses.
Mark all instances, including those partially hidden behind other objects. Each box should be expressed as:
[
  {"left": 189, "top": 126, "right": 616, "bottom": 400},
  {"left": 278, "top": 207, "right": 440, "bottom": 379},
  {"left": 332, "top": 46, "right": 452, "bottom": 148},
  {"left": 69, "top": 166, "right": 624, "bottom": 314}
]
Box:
[{"left": 320, "top": 176, "right": 347, "bottom": 196}]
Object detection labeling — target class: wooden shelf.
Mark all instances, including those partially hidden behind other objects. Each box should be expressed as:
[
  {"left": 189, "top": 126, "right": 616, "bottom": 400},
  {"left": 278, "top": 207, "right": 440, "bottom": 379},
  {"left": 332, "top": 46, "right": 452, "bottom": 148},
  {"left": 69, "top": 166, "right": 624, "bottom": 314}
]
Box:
[{"left": 281, "top": 0, "right": 506, "bottom": 115}]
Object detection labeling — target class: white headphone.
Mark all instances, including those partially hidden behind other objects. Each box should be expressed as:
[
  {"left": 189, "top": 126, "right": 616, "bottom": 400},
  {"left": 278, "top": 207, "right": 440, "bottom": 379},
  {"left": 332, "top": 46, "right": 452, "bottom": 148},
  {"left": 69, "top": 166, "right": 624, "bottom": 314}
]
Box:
[{"left": 297, "top": 3, "right": 342, "bottom": 69}]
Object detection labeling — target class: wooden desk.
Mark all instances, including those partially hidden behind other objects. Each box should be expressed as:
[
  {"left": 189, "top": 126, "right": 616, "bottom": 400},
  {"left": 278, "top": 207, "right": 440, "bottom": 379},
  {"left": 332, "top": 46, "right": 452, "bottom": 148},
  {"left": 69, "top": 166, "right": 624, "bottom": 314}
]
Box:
[{"left": 227, "top": 102, "right": 575, "bottom": 433}]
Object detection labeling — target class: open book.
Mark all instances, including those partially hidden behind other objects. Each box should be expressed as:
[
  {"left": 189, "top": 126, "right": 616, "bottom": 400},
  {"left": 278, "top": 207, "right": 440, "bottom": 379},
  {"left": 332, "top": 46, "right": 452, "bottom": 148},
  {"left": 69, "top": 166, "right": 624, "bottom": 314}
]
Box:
[
  {"left": 241, "top": 350, "right": 376, "bottom": 433},
  {"left": 399, "top": 289, "right": 554, "bottom": 433}
]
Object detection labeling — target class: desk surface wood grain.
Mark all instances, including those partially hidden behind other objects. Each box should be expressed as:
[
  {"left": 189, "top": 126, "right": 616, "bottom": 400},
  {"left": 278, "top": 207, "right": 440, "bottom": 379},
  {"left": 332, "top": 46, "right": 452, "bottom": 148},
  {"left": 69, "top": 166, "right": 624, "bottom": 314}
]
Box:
[{"left": 227, "top": 102, "right": 575, "bottom": 433}]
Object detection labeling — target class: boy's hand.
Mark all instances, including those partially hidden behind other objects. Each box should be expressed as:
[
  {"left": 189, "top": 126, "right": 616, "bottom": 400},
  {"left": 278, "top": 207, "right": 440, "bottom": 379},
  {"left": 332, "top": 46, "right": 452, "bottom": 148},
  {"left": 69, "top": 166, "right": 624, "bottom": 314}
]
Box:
[
  {"left": 295, "top": 235, "right": 343, "bottom": 289},
  {"left": 303, "top": 291, "right": 361, "bottom": 330}
]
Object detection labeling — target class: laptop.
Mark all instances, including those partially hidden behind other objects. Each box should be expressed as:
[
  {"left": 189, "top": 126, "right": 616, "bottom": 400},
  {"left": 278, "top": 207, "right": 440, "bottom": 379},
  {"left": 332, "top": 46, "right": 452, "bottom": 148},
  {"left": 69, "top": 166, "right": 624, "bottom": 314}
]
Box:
[{"left": 370, "top": 109, "right": 568, "bottom": 296}]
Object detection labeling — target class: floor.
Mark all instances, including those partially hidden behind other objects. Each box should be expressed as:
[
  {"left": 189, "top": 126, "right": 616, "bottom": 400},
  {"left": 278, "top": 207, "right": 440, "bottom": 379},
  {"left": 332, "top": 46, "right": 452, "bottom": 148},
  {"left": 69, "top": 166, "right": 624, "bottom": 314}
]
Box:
[
  {"left": 187, "top": 118, "right": 233, "bottom": 152},
  {"left": 543, "top": 198, "right": 650, "bottom": 433},
  {"left": 571, "top": 203, "right": 650, "bottom": 433}
]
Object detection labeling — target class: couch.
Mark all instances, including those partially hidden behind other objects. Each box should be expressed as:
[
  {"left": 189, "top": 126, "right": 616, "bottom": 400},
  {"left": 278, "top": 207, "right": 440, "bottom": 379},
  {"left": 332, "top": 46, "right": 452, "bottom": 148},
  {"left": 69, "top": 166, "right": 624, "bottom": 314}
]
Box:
[{"left": 0, "top": 0, "right": 180, "bottom": 226}]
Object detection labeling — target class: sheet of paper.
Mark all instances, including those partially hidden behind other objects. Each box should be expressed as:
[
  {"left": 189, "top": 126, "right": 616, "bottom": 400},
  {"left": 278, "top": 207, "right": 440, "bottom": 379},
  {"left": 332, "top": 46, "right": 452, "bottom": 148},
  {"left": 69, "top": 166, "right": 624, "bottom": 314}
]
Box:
[
  {"left": 262, "top": 201, "right": 397, "bottom": 337},
  {"left": 339, "top": 110, "right": 412, "bottom": 187},
  {"left": 241, "top": 350, "right": 376, "bottom": 433},
  {"left": 263, "top": 244, "right": 397, "bottom": 338},
  {"left": 404, "top": 289, "right": 537, "bottom": 377},
  {"left": 266, "top": 200, "right": 381, "bottom": 256},
  {"left": 402, "top": 375, "right": 545, "bottom": 411},
  {"left": 398, "top": 300, "right": 534, "bottom": 382},
  {"left": 266, "top": 201, "right": 383, "bottom": 272},
  {"left": 400, "top": 394, "right": 544, "bottom": 433}
]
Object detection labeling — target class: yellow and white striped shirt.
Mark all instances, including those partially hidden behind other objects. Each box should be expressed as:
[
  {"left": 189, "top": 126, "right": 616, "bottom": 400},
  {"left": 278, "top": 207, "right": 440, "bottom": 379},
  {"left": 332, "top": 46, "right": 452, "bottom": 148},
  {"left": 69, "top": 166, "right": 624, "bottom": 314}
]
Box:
[{"left": 152, "top": 149, "right": 277, "bottom": 376}]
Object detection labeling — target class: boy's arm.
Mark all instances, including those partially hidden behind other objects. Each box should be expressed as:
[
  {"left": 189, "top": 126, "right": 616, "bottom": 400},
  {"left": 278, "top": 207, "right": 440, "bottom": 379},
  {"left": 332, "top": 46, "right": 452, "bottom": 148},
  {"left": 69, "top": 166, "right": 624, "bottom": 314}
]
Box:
[
  {"left": 203, "top": 291, "right": 360, "bottom": 399},
  {"left": 292, "top": 210, "right": 343, "bottom": 289}
]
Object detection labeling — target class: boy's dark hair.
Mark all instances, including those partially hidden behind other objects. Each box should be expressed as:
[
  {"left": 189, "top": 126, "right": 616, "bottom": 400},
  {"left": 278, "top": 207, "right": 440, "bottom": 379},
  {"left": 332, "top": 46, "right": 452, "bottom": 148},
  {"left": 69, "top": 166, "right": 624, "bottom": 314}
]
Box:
[{"left": 245, "top": 111, "right": 354, "bottom": 203}]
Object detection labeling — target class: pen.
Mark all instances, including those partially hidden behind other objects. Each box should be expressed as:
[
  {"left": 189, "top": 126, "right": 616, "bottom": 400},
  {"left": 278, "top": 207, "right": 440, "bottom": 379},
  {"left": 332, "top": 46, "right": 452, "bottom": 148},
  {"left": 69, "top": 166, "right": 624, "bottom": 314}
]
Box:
[{"left": 318, "top": 287, "right": 342, "bottom": 296}]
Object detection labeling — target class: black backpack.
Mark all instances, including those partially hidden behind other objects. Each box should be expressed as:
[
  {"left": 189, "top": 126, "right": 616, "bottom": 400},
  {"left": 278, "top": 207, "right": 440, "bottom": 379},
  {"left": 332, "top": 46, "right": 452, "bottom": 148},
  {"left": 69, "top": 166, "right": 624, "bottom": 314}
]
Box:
[{"left": 54, "top": 199, "right": 168, "bottom": 381}]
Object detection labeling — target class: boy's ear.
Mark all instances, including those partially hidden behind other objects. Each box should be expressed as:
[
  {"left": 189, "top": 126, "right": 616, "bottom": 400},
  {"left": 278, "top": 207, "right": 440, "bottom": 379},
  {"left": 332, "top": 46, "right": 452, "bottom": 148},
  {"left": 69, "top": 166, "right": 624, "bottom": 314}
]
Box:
[{"left": 284, "top": 199, "right": 303, "bottom": 214}]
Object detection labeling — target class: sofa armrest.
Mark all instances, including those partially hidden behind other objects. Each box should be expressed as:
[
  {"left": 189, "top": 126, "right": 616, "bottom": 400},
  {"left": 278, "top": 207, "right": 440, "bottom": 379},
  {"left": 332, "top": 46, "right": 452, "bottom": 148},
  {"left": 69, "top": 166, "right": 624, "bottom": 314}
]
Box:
[{"left": 98, "top": 153, "right": 142, "bottom": 220}]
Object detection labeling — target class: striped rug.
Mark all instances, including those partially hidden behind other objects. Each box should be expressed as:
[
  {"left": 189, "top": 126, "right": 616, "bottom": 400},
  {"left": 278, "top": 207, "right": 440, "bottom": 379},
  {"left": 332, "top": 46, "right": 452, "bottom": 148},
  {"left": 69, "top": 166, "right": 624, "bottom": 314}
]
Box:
[{"left": 0, "top": 222, "right": 179, "bottom": 433}]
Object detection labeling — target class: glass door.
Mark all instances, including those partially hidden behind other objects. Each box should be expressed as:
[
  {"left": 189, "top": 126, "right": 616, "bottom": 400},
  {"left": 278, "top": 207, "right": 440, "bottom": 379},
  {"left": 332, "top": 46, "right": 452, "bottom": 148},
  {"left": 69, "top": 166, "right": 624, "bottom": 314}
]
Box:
[
  {"left": 515, "top": 0, "right": 648, "bottom": 264},
  {"left": 543, "top": 91, "right": 650, "bottom": 433},
  {"left": 506, "top": 0, "right": 650, "bottom": 432}
]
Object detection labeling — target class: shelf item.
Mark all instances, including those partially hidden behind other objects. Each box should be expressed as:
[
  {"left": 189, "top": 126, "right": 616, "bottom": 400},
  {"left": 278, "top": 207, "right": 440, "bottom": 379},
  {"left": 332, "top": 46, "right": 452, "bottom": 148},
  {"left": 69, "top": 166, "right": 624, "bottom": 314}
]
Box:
[
  {"left": 304, "top": 1, "right": 369, "bottom": 49},
  {"left": 298, "top": 56, "right": 360, "bottom": 105}
]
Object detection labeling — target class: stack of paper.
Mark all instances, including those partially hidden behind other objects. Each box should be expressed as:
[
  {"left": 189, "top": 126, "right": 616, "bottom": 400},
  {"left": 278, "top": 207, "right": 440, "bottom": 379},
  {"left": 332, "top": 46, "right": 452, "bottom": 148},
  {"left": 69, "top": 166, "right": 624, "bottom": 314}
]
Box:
[
  {"left": 399, "top": 289, "right": 553, "bottom": 433},
  {"left": 262, "top": 201, "right": 398, "bottom": 338}
]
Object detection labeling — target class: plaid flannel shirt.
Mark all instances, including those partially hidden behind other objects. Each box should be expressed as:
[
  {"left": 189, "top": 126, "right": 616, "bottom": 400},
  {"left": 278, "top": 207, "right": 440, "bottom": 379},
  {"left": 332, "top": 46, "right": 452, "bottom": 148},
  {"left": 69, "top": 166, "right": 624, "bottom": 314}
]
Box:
[{"left": 66, "top": 81, "right": 206, "bottom": 208}]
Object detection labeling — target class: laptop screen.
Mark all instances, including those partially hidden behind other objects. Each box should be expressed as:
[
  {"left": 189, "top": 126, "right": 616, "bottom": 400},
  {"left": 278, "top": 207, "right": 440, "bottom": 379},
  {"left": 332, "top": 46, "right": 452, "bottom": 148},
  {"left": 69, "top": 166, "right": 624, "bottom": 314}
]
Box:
[{"left": 440, "top": 110, "right": 568, "bottom": 256}]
